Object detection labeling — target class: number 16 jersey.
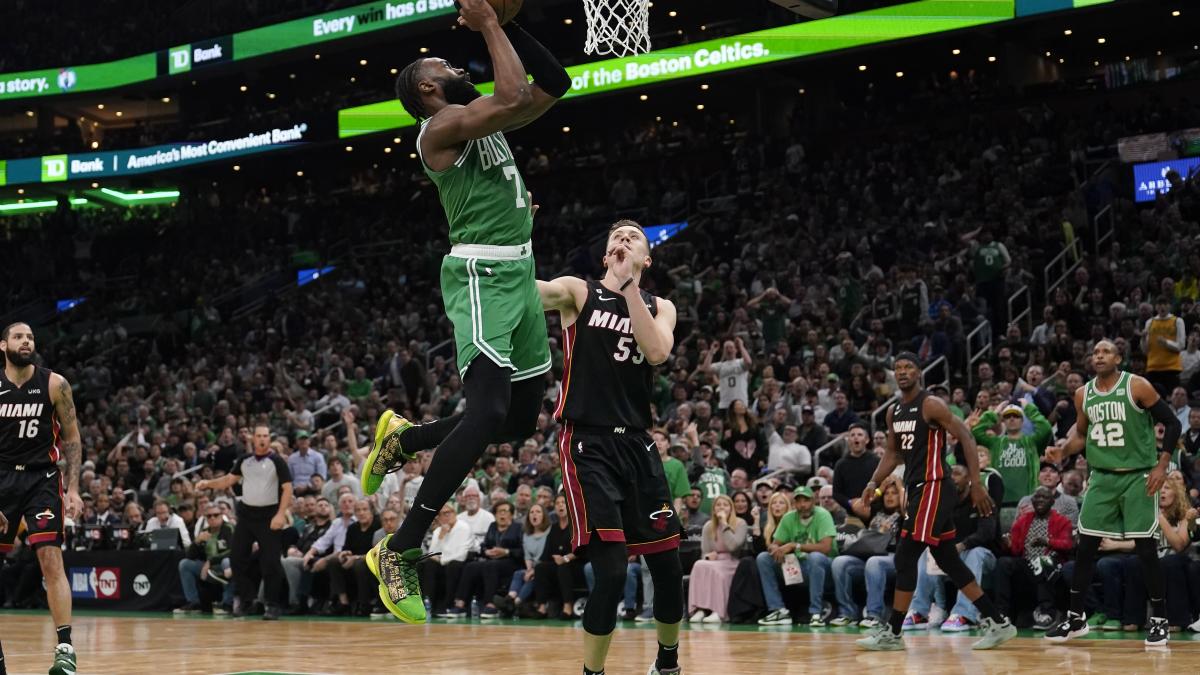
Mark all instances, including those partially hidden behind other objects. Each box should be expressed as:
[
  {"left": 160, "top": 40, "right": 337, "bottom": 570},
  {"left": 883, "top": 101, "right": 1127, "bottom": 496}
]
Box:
[
  {"left": 0, "top": 366, "right": 59, "bottom": 466},
  {"left": 554, "top": 280, "right": 659, "bottom": 430}
]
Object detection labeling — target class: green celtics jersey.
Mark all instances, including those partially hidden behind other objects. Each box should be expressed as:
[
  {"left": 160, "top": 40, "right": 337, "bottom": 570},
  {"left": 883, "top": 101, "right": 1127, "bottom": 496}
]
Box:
[
  {"left": 973, "top": 241, "right": 1006, "bottom": 283},
  {"left": 417, "top": 120, "right": 532, "bottom": 247},
  {"left": 697, "top": 467, "right": 730, "bottom": 514},
  {"left": 972, "top": 403, "right": 1052, "bottom": 506},
  {"left": 1083, "top": 371, "right": 1157, "bottom": 471}
]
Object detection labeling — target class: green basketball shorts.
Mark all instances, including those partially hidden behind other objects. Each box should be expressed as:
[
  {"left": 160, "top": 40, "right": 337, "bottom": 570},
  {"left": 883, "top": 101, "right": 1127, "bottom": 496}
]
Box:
[
  {"left": 1078, "top": 468, "right": 1160, "bottom": 539},
  {"left": 440, "top": 241, "right": 551, "bottom": 382}
]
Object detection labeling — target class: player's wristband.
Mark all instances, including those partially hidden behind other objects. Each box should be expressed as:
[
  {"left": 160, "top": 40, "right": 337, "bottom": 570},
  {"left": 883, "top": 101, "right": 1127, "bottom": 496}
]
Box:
[{"left": 620, "top": 277, "right": 635, "bottom": 292}]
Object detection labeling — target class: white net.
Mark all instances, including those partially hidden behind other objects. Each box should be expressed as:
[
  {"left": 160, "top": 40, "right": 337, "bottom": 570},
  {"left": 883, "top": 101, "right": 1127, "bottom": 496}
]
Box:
[{"left": 582, "top": 0, "right": 650, "bottom": 57}]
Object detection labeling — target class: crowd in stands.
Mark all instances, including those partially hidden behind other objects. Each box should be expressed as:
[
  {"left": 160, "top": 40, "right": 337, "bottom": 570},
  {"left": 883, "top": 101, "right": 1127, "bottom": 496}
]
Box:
[{"left": 3, "top": 62, "right": 1200, "bottom": 638}]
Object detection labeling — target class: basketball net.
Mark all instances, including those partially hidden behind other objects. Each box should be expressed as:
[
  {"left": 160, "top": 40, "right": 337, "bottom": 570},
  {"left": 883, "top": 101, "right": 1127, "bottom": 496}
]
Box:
[{"left": 582, "top": 0, "right": 650, "bottom": 57}]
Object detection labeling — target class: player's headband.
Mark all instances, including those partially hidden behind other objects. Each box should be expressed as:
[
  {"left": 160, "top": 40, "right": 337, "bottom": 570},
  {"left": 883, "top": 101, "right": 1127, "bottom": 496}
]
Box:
[{"left": 894, "top": 351, "right": 921, "bottom": 368}]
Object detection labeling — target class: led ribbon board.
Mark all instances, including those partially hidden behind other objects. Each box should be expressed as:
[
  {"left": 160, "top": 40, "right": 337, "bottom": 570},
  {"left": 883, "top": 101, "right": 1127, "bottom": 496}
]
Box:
[
  {"left": 340, "top": 0, "right": 1114, "bottom": 138},
  {"left": 0, "top": 124, "right": 309, "bottom": 186},
  {"left": 0, "top": 1, "right": 457, "bottom": 101}
]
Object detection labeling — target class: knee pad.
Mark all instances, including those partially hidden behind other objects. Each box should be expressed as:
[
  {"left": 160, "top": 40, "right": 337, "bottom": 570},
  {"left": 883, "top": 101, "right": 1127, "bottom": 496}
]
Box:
[
  {"left": 582, "top": 542, "right": 628, "bottom": 635},
  {"left": 644, "top": 550, "right": 683, "bottom": 624}
]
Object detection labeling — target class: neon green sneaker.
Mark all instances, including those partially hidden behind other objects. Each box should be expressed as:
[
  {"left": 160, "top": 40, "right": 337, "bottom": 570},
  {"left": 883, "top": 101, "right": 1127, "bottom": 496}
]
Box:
[
  {"left": 855, "top": 624, "right": 905, "bottom": 651},
  {"left": 366, "top": 533, "right": 432, "bottom": 624},
  {"left": 361, "top": 410, "right": 414, "bottom": 496},
  {"left": 1101, "top": 619, "right": 1122, "bottom": 632},
  {"left": 48, "top": 643, "right": 76, "bottom": 675}
]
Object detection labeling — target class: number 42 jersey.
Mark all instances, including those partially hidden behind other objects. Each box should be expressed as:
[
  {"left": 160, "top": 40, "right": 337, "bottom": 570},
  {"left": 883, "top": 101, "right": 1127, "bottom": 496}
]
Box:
[{"left": 554, "top": 280, "right": 659, "bottom": 430}]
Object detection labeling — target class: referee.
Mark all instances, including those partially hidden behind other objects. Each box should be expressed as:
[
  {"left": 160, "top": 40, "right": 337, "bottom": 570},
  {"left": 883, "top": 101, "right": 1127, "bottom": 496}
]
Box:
[{"left": 197, "top": 425, "right": 293, "bottom": 620}]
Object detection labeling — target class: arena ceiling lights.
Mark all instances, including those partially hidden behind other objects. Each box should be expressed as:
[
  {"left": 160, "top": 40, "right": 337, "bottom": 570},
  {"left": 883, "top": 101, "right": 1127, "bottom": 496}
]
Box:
[
  {"left": 0, "top": 0, "right": 457, "bottom": 103},
  {"left": 337, "top": 0, "right": 1114, "bottom": 138}
]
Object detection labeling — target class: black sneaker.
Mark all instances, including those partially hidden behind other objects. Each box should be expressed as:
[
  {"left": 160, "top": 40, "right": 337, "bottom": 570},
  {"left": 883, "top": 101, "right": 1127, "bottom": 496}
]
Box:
[
  {"left": 1145, "top": 617, "right": 1169, "bottom": 647},
  {"left": 263, "top": 603, "right": 281, "bottom": 621},
  {"left": 1045, "top": 611, "right": 1088, "bottom": 642},
  {"left": 173, "top": 602, "right": 201, "bottom": 614},
  {"left": 232, "top": 598, "right": 247, "bottom": 618}
]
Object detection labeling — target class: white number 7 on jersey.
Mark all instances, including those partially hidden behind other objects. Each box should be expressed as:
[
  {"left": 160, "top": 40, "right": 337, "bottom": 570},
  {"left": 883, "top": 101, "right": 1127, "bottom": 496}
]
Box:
[{"left": 502, "top": 166, "right": 528, "bottom": 208}]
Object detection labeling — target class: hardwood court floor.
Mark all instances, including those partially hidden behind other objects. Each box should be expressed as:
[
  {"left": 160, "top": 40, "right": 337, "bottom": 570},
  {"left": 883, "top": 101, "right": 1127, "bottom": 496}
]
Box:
[{"left": 2, "top": 611, "right": 1200, "bottom": 674}]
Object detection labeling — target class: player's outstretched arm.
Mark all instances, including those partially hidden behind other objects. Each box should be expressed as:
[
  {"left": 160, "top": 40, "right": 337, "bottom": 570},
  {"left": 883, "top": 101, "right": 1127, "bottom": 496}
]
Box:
[
  {"left": 537, "top": 277, "right": 587, "bottom": 322},
  {"left": 50, "top": 373, "right": 84, "bottom": 518}
]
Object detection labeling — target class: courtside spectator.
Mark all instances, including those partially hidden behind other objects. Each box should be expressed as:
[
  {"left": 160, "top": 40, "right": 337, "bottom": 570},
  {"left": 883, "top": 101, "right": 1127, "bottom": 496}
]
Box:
[
  {"left": 425, "top": 503, "right": 474, "bottom": 619},
  {"left": 451, "top": 502, "right": 523, "bottom": 619},
  {"left": 533, "top": 494, "right": 579, "bottom": 619},
  {"left": 176, "top": 505, "right": 234, "bottom": 614},
  {"left": 831, "top": 425, "right": 878, "bottom": 512},
  {"left": 757, "top": 486, "right": 837, "bottom": 626},
  {"left": 994, "top": 487, "right": 1074, "bottom": 630},
  {"left": 830, "top": 478, "right": 902, "bottom": 628},
  {"left": 143, "top": 500, "right": 192, "bottom": 548},
  {"left": 457, "top": 486, "right": 496, "bottom": 551},
  {"left": 687, "top": 495, "right": 748, "bottom": 623}
]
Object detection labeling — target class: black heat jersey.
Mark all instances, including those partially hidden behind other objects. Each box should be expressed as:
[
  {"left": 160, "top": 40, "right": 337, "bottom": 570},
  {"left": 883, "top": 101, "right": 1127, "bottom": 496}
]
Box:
[
  {"left": 554, "top": 280, "right": 658, "bottom": 430},
  {"left": 890, "top": 390, "right": 949, "bottom": 489},
  {"left": 0, "top": 366, "right": 60, "bottom": 466}
]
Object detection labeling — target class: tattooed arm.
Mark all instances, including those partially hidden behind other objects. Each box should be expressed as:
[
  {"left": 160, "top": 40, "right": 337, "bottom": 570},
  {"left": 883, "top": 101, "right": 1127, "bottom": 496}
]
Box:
[{"left": 51, "top": 373, "right": 84, "bottom": 520}]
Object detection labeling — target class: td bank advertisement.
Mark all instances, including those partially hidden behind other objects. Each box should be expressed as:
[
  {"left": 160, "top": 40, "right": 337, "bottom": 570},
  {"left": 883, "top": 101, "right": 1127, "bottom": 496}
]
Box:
[
  {"left": 0, "top": 123, "right": 309, "bottom": 186},
  {"left": 339, "top": 0, "right": 1018, "bottom": 137}
]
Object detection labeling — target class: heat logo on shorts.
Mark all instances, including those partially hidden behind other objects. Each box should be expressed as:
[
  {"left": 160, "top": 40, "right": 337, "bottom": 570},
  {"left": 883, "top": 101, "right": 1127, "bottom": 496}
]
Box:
[{"left": 649, "top": 504, "right": 673, "bottom": 532}]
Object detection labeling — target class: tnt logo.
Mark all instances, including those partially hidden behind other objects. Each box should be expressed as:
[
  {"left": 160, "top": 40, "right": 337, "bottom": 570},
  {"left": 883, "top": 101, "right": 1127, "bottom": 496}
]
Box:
[{"left": 133, "top": 573, "right": 152, "bottom": 597}]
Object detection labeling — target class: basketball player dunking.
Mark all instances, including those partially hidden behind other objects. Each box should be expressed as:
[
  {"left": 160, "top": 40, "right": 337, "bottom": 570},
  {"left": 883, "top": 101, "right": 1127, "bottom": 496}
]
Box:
[
  {"left": 539, "top": 221, "right": 683, "bottom": 675},
  {"left": 855, "top": 352, "right": 1016, "bottom": 651},
  {"left": 361, "top": 0, "right": 572, "bottom": 624},
  {"left": 0, "top": 323, "right": 83, "bottom": 675}
]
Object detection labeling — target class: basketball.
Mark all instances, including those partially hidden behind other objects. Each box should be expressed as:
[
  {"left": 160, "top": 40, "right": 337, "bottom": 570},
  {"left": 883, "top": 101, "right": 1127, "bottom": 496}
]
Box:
[{"left": 487, "top": 0, "right": 523, "bottom": 25}]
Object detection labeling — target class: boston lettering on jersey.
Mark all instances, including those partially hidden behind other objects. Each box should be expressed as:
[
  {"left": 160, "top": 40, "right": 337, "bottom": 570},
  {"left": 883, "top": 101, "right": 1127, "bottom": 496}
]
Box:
[
  {"left": 555, "top": 281, "right": 658, "bottom": 430},
  {"left": 1086, "top": 400, "right": 1127, "bottom": 424}
]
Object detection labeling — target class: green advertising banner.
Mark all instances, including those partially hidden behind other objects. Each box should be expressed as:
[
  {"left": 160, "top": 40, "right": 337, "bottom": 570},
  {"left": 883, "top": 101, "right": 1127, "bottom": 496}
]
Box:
[
  {"left": 339, "top": 0, "right": 1024, "bottom": 138},
  {"left": 0, "top": 54, "right": 157, "bottom": 102},
  {"left": 234, "top": 0, "right": 457, "bottom": 60}
]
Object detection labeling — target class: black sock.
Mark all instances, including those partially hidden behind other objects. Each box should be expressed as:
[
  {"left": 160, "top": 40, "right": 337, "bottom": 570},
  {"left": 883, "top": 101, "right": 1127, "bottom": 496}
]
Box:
[
  {"left": 399, "top": 413, "right": 463, "bottom": 453},
  {"left": 583, "top": 668, "right": 604, "bottom": 675},
  {"left": 56, "top": 625, "right": 72, "bottom": 646},
  {"left": 1150, "top": 597, "right": 1166, "bottom": 619},
  {"left": 1068, "top": 589, "right": 1084, "bottom": 615},
  {"left": 971, "top": 594, "right": 1003, "bottom": 623},
  {"left": 887, "top": 609, "right": 904, "bottom": 636},
  {"left": 387, "top": 359, "right": 511, "bottom": 553},
  {"left": 656, "top": 642, "right": 678, "bottom": 670}
]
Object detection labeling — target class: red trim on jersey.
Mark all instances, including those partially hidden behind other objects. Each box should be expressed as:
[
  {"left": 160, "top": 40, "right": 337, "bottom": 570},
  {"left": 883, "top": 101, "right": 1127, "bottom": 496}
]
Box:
[
  {"left": 26, "top": 532, "right": 57, "bottom": 546},
  {"left": 50, "top": 416, "right": 61, "bottom": 464},
  {"left": 628, "top": 533, "right": 681, "bottom": 556},
  {"left": 909, "top": 480, "right": 944, "bottom": 545},
  {"left": 553, "top": 323, "right": 578, "bottom": 421},
  {"left": 557, "top": 423, "right": 589, "bottom": 550},
  {"left": 594, "top": 528, "right": 626, "bottom": 543}
]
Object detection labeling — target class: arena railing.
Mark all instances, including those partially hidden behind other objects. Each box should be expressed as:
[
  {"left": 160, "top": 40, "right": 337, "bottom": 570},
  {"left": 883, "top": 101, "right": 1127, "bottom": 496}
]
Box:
[
  {"left": 1042, "top": 237, "right": 1083, "bottom": 302},
  {"left": 965, "top": 320, "right": 992, "bottom": 389},
  {"left": 1092, "top": 204, "right": 1115, "bottom": 259},
  {"left": 1007, "top": 284, "right": 1031, "bottom": 335}
]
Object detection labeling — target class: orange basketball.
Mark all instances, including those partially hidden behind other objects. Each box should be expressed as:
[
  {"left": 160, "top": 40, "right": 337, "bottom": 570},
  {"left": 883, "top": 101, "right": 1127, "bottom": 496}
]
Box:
[{"left": 486, "top": 0, "right": 523, "bottom": 25}]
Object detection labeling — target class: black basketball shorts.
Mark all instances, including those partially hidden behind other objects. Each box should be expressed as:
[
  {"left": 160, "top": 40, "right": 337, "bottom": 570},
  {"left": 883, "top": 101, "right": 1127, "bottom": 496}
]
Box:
[
  {"left": 556, "top": 423, "right": 682, "bottom": 555},
  {"left": 901, "top": 478, "right": 957, "bottom": 546},
  {"left": 0, "top": 466, "right": 64, "bottom": 551}
]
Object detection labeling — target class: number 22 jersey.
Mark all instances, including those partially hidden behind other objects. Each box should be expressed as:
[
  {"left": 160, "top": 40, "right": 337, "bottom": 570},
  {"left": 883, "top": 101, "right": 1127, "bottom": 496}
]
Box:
[{"left": 554, "top": 280, "right": 659, "bottom": 430}]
